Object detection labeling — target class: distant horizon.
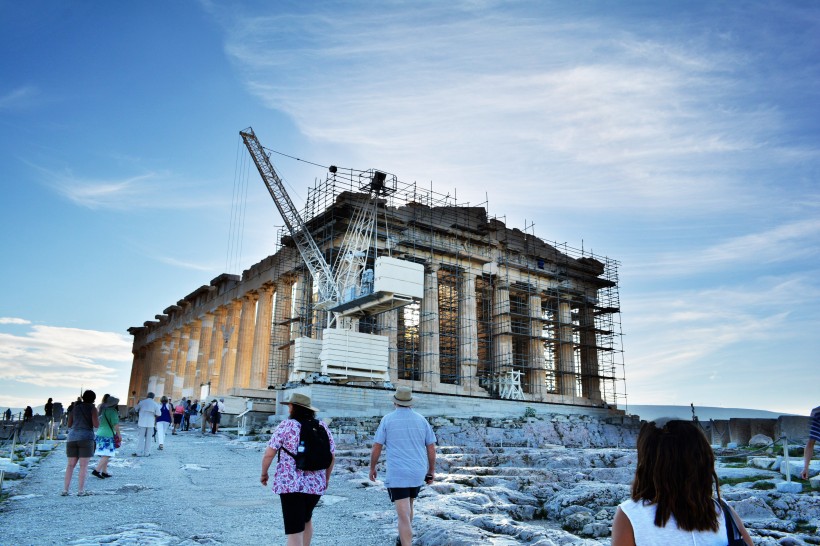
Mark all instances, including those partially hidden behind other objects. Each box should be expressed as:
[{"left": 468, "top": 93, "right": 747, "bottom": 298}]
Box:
[{"left": 5, "top": 401, "right": 807, "bottom": 421}]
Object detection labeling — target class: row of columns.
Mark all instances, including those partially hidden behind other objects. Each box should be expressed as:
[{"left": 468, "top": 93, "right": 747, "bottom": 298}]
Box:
[
  {"left": 130, "top": 263, "right": 601, "bottom": 404},
  {"left": 130, "top": 281, "right": 292, "bottom": 402}
]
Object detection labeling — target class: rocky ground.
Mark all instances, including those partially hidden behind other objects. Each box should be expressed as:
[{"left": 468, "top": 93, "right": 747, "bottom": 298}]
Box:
[{"left": 1, "top": 416, "right": 818, "bottom": 545}]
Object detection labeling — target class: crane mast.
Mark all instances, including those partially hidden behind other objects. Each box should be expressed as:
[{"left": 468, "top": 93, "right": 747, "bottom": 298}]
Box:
[{"left": 239, "top": 127, "right": 338, "bottom": 307}]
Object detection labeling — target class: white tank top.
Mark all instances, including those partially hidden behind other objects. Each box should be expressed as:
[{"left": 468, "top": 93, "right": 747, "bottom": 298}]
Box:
[{"left": 619, "top": 499, "right": 728, "bottom": 546}]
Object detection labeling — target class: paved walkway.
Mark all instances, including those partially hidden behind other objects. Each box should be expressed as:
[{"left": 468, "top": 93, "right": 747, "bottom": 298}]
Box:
[{"left": 0, "top": 423, "right": 399, "bottom": 545}]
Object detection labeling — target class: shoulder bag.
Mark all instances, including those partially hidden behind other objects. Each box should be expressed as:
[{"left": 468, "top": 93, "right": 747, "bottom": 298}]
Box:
[
  {"left": 720, "top": 499, "right": 748, "bottom": 546},
  {"left": 103, "top": 410, "right": 121, "bottom": 449}
]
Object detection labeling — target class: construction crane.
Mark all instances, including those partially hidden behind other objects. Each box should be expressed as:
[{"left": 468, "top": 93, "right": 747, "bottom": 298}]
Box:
[
  {"left": 239, "top": 127, "right": 339, "bottom": 309},
  {"left": 239, "top": 126, "right": 424, "bottom": 384}
]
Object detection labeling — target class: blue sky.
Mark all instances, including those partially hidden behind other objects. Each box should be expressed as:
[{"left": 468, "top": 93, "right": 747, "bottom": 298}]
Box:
[{"left": 1, "top": 1, "right": 818, "bottom": 415}]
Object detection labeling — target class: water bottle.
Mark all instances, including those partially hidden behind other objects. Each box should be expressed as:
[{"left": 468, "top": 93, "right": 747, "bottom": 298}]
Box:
[{"left": 297, "top": 440, "right": 305, "bottom": 454}]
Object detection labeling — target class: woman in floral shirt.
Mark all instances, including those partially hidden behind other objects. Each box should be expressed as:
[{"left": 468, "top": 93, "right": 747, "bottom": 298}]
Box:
[{"left": 261, "top": 393, "right": 335, "bottom": 545}]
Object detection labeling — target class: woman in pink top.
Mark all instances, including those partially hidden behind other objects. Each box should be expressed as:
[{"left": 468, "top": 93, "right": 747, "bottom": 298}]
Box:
[{"left": 261, "top": 393, "right": 335, "bottom": 546}]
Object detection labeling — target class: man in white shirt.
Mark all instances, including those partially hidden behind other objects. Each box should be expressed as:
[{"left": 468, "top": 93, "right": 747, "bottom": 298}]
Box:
[{"left": 133, "top": 392, "right": 160, "bottom": 456}]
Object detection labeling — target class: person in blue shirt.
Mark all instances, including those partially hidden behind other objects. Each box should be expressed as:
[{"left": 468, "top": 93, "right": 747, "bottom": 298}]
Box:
[
  {"left": 369, "top": 387, "right": 436, "bottom": 546},
  {"left": 802, "top": 405, "right": 820, "bottom": 480}
]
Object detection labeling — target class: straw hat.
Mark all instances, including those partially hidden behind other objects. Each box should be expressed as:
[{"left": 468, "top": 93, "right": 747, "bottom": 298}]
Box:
[
  {"left": 393, "top": 386, "right": 414, "bottom": 407},
  {"left": 281, "top": 393, "right": 319, "bottom": 412},
  {"left": 101, "top": 396, "right": 120, "bottom": 408}
]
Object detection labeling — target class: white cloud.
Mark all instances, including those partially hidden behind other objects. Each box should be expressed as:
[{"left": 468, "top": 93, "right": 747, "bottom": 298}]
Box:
[
  {"left": 0, "top": 323, "right": 132, "bottom": 391},
  {"left": 217, "top": 4, "right": 808, "bottom": 217},
  {"left": 629, "top": 219, "right": 820, "bottom": 277},
  {"left": 27, "top": 162, "right": 226, "bottom": 211},
  {"left": 0, "top": 317, "right": 31, "bottom": 325}
]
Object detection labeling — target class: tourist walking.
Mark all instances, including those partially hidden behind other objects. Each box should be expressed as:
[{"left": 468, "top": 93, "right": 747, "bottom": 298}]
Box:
[
  {"left": 611, "top": 419, "right": 753, "bottom": 546},
  {"left": 44, "top": 397, "right": 53, "bottom": 418},
  {"left": 210, "top": 398, "right": 224, "bottom": 434},
  {"left": 134, "top": 392, "right": 159, "bottom": 457},
  {"left": 63, "top": 390, "right": 99, "bottom": 496},
  {"left": 187, "top": 399, "right": 199, "bottom": 430},
  {"left": 156, "top": 396, "right": 173, "bottom": 448},
  {"left": 201, "top": 399, "right": 212, "bottom": 433},
  {"left": 23, "top": 405, "right": 33, "bottom": 421},
  {"left": 173, "top": 397, "right": 186, "bottom": 434},
  {"left": 261, "top": 393, "right": 335, "bottom": 546},
  {"left": 369, "top": 387, "right": 436, "bottom": 546},
  {"left": 92, "top": 395, "right": 120, "bottom": 479},
  {"left": 802, "top": 405, "right": 820, "bottom": 479}
]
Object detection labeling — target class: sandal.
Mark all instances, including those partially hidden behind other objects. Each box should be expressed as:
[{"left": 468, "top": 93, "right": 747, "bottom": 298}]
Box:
[
  {"left": 92, "top": 470, "right": 104, "bottom": 479},
  {"left": 77, "top": 491, "right": 92, "bottom": 497},
  {"left": 101, "top": 472, "right": 112, "bottom": 478},
  {"left": 60, "top": 491, "right": 69, "bottom": 496}
]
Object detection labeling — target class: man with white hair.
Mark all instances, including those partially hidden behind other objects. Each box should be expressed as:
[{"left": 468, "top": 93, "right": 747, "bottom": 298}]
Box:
[
  {"left": 369, "top": 386, "right": 436, "bottom": 546},
  {"left": 133, "top": 392, "right": 160, "bottom": 457}
]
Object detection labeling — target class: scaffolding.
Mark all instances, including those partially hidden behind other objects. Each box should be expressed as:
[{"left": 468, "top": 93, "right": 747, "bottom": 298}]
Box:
[{"left": 262, "top": 163, "right": 627, "bottom": 409}]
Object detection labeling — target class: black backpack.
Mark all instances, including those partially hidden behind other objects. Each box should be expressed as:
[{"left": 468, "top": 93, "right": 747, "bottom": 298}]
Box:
[{"left": 280, "top": 418, "right": 332, "bottom": 471}]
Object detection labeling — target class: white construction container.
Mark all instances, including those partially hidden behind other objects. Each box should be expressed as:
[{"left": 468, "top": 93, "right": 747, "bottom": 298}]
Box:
[
  {"left": 320, "top": 329, "right": 389, "bottom": 381},
  {"left": 373, "top": 256, "right": 424, "bottom": 299}
]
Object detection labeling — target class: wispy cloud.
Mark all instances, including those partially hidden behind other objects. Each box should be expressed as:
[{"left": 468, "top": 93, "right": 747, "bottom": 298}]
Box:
[
  {"left": 0, "top": 317, "right": 31, "bottom": 325},
  {"left": 629, "top": 219, "right": 820, "bottom": 277},
  {"left": 623, "top": 274, "right": 820, "bottom": 398},
  {"left": 27, "top": 162, "right": 225, "bottom": 211},
  {"left": 0, "top": 85, "right": 39, "bottom": 110},
  {"left": 155, "top": 256, "right": 218, "bottom": 272},
  {"left": 215, "top": 4, "right": 814, "bottom": 216},
  {"left": 0, "top": 323, "right": 132, "bottom": 392}
]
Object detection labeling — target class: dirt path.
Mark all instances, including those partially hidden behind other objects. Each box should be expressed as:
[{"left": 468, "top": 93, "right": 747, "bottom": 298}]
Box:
[{"left": 1, "top": 423, "right": 398, "bottom": 545}]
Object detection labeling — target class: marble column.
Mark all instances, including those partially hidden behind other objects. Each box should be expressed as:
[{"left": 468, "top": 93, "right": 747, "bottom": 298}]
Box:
[
  {"left": 172, "top": 325, "right": 190, "bottom": 400},
  {"left": 218, "top": 300, "right": 242, "bottom": 395},
  {"left": 492, "top": 281, "right": 513, "bottom": 372},
  {"left": 458, "top": 270, "right": 482, "bottom": 393},
  {"left": 272, "top": 278, "right": 295, "bottom": 386},
  {"left": 207, "top": 307, "right": 227, "bottom": 395},
  {"left": 557, "top": 301, "right": 577, "bottom": 397},
  {"left": 163, "top": 331, "right": 180, "bottom": 398},
  {"left": 377, "top": 309, "right": 399, "bottom": 384},
  {"left": 194, "top": 313, "right": 214, "bottom": 396},
  {"left": 420, "top": 265, "right": 440, "bottom": 389},
  {"left": 183, "top": 320, "right": 201, "bottom": 398},
  {"left": 579, "top": 304, "right": 601, "bottom": 401},
  {"left": 250, "top": 284, "right": 274, "bottom": 389},
  {"left": 233, "top": 292, "right": 259, "bottom": 389},
  {"left": 528, "top": 293, "right": 546, "bottom": 399}
]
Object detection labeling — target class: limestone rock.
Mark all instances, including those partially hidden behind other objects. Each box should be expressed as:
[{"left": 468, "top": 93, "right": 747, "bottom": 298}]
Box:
[
  {"left": 730, "top": 496, "right": 777, "bottom": 520},
  {"left": 749, "top": 434, "right": 773, "bottom": 446}
]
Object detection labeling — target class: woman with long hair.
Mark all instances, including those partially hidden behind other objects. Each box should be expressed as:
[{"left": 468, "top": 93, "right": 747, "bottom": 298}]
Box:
[
  {"left": 63, "top": 390, "right": 99, "bottom": 496},
  {"left": 92, "top": 395, "right": 120, "bottom": 479},
  {"left": 612, "top": 419, "right": 753, "bottom": 546},
  {"left": 261, "top": 393, "right": 336, "bottom": 546}
]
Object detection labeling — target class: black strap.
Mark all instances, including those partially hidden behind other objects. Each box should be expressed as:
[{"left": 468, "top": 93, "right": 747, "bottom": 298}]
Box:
[{"left": 720, "top": 499, "right": 746, "bottom": 546}]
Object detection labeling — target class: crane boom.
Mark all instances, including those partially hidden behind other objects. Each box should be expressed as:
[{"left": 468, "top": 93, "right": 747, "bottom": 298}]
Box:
[{"left": 239, "top": 127, "right": 338, "bottom": 306}]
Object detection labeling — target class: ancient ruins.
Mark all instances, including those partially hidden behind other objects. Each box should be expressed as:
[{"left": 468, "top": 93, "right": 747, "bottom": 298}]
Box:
[{"left": 126, "top": 134, "right": 626, "bottom": 415}]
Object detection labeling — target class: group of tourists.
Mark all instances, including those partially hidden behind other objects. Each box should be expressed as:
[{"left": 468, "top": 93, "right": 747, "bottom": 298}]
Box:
[
  {"left": 132, "top": 393, "right": 225, "bottom": 456},
  {"left": 58, "top": 384, "right": 820, "bottom": 546}
]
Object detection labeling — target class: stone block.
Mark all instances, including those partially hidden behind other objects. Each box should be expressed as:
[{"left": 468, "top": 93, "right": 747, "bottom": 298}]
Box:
[
  {"left": 749, "top": 434, "right": 773, "bottom": 447},
  {"left": 775, "top": 481, "right": 802, "bottom": 494},
  {"left": 810, "top": 475, "right": 820, "bottom": 489}
]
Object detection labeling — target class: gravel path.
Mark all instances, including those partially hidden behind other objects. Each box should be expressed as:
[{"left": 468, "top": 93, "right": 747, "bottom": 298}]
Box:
[{"left": 1, "top": 423, "right": 401, "bottom": 545}]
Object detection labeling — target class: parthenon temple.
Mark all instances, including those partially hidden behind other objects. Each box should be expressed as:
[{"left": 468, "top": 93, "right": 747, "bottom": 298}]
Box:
[{"left": 127, "top": 168, "right": 626, "bottom": 412}]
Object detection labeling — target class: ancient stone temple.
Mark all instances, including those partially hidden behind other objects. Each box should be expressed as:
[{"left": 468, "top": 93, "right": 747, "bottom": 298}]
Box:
[{"left": 127, "top": 168, "right": 626, "bottom": 413}]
